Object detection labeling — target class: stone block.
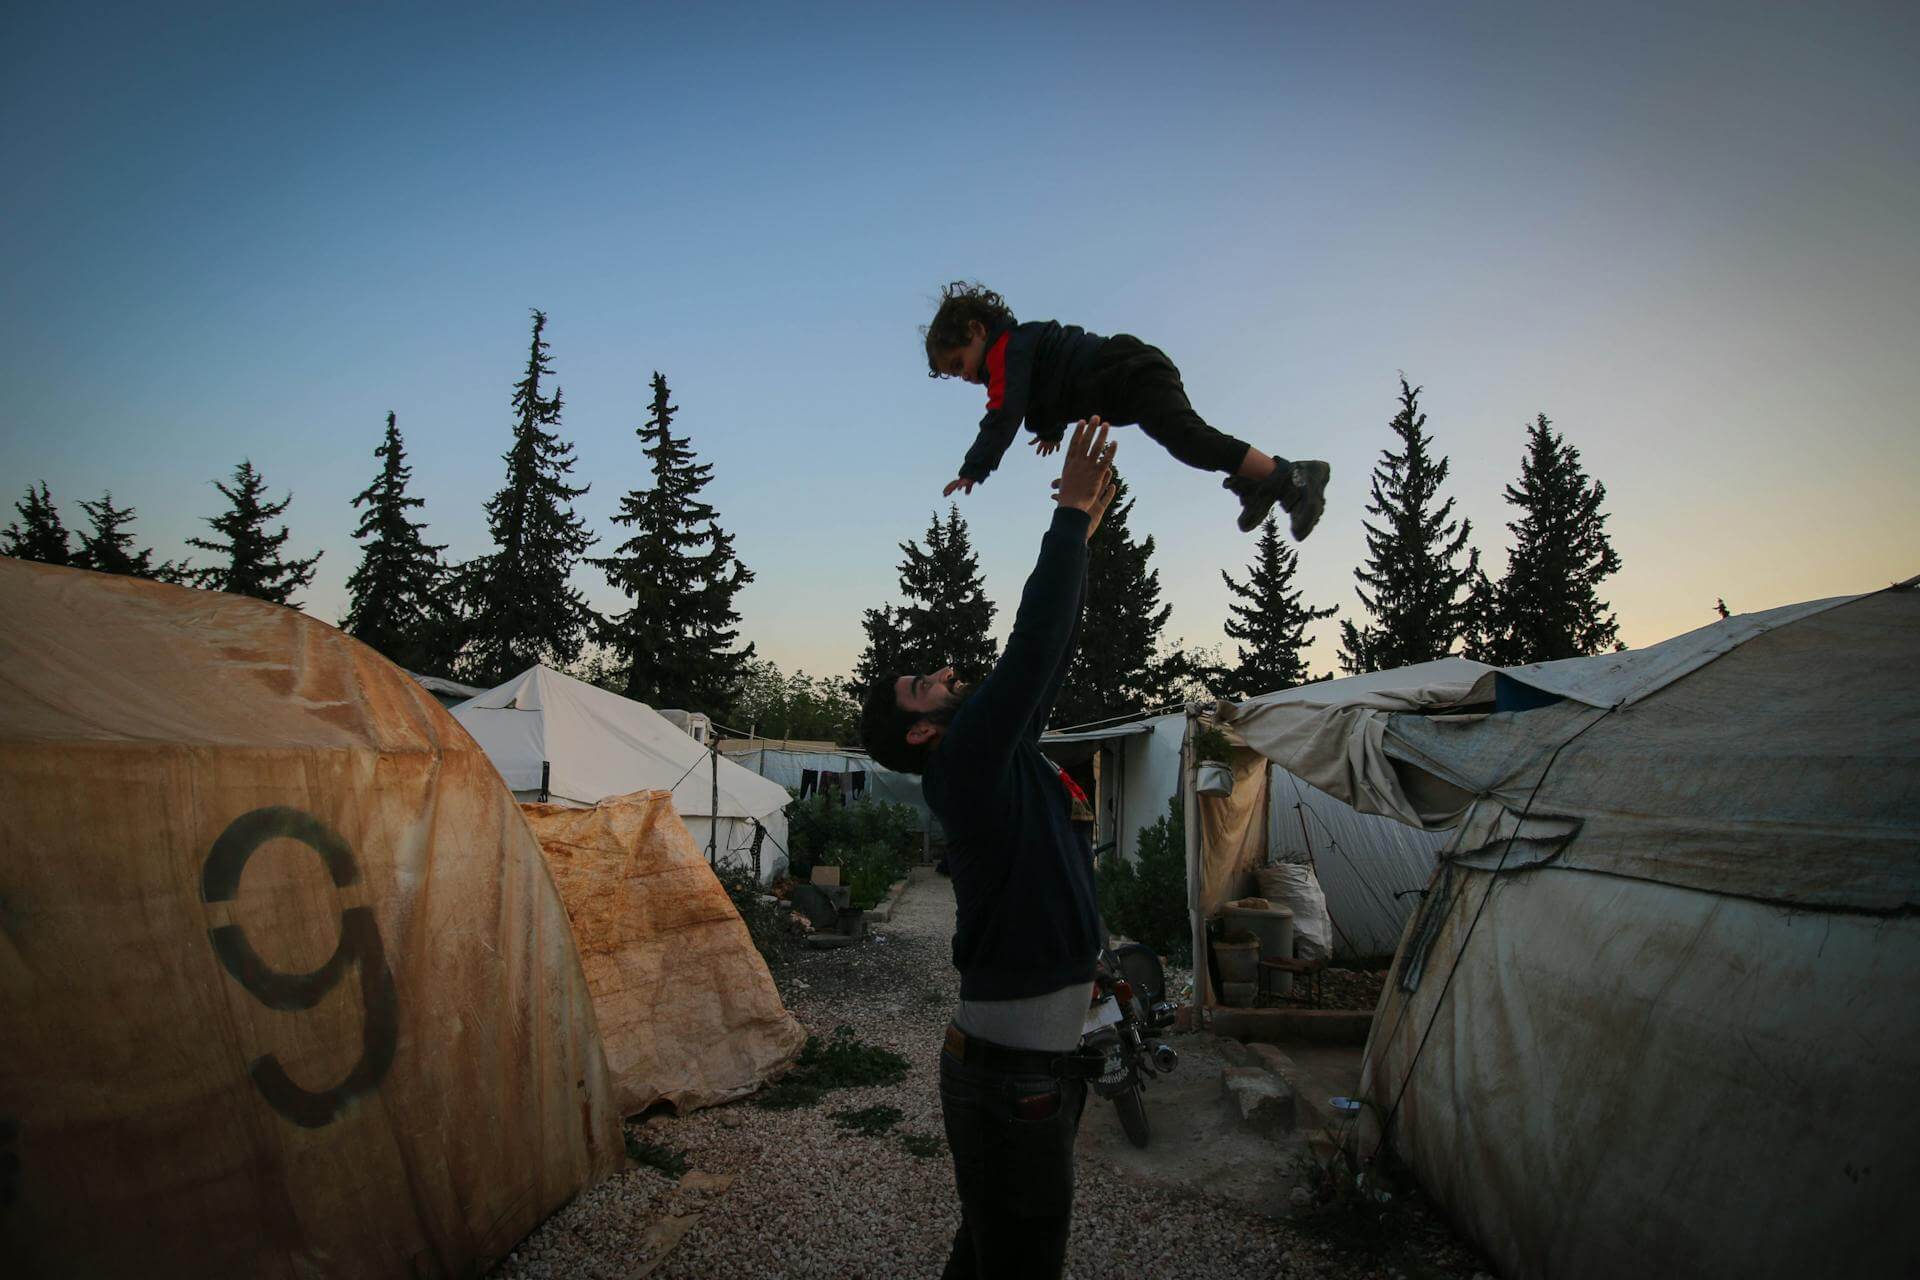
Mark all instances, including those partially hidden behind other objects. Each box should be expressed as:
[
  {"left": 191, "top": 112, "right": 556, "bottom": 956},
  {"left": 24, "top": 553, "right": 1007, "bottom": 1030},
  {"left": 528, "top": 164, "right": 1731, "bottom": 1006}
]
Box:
[{"left": 1220, "top": 1065, "right": 1295, "bottom": 1134}]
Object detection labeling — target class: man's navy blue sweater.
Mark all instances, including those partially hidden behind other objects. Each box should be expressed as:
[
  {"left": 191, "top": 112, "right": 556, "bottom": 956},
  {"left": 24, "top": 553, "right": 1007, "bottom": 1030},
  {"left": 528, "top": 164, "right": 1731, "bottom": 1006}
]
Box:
[{"left": 922, "top": 505, "right": 1103, "bottom": 1001}]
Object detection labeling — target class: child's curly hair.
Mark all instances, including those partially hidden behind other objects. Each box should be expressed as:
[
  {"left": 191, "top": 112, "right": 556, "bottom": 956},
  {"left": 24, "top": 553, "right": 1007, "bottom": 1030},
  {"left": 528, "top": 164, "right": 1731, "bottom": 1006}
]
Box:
[{"left": 923, "top": 281, "right": 1015, "bottom": 376}]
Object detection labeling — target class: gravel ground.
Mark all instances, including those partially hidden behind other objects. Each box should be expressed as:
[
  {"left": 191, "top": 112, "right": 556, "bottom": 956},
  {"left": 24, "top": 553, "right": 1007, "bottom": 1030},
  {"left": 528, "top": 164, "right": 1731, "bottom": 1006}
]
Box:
[{"left": 489, "top": 869, "right": 1493, "bottom": 1280}]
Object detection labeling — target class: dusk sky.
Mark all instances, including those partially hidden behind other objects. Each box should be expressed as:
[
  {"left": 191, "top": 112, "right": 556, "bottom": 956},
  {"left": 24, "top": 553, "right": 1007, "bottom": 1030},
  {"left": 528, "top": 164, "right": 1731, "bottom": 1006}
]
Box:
[{"left": 4, "top": 2, "right": 1915, "bottom": 689}]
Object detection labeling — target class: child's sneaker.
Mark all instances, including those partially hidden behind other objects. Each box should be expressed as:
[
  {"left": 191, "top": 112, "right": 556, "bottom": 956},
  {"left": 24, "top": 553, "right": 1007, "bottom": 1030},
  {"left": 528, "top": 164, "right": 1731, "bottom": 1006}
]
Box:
[{"left": 1282, "top": 460, "right": 1330, "bottom": 541}]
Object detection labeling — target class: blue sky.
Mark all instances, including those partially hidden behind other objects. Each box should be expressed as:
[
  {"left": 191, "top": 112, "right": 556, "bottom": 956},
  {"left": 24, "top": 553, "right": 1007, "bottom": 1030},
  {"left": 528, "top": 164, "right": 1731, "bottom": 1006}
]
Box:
[{"left": 4, "top": 2, "right": 1916, "bottom": 684}]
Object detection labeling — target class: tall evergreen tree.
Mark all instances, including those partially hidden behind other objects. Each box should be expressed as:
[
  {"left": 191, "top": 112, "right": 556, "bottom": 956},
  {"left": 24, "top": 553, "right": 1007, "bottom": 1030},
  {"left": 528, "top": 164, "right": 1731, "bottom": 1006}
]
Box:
[
  {"left": 458, "top": 310, "right": 597, "bottom": 685},
  {"left": 343, "top": 412, "right": 453, "bottom": 671},
  {"left": 186, "top": 460, "right": 322, "bottom": 606},
  {"left": 1052, "top": 471, "right": 1178, "bottom": 728},
  {"left": 848, "top": 506, "right": 997, "bottom": 695},
  {"left": 1339, "top": 378, "right": 1480, "bottom": 674},
  {"left": 3, "top": 482, "right": 73, "bottom": 565},
  {"left": 1215, "top": 517, "right": 1338, "bottom": 698},
  {"left": 594, "top": 372, "right": 756, "bottom": 711},
  {"left": 1475, "top": 414, "right": 1622, "bottom": 664},
  {"left": 73, "top": 491, "right": 184, "bottom": 580}
]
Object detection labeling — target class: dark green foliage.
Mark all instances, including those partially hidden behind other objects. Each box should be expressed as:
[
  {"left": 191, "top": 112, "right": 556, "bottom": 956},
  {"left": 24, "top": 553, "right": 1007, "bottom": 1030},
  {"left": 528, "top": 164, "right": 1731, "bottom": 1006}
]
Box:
[
  {"left": 727, "top": 659, "right": 858, "bottom": 743},
  {"left": 1098, "top": 797, "right": 1192, "bottom": 964},
  {"left": 785, "top": 794, "right": 919, "bottom": 885},
  {"left": 73, "top": 492, "right": 184, "bottom": 581},
  {"left": 901, "top": 1132, "right": 945, "bottom": 1159},
  {"left": 829, "top": 1105, "right": 904, "bottom": 1136},
  {"left": 752, "top": 1026, "right": 909, "bottom": 1109},
  {"left": 1215, "top": 518, "right": 1338, "bottom": 697},
  {"left": 849, "top": 506, "right": 997, "bottom": 701},
  {"left": 1339, "top": 378, "right": 1480, "bottom": 674},
  {"left": 624, "top": 1131, "right": 691, "bottom": 1177},
  {"left": 716, "top": 862, "right": 791, "bottom": 971},
  {"left": 343, "top": 412, "right": 455, "bottom": 672},
  {"left": 3, "top": 482, "right": 73, "bottom": 565},
  {"left": 1469, "top": 414, "right": 1622, "bottom": 665},
  {"left": 832, "top": 839, "right": 902, "bottom": 911},
  {"left": 1052, "top": 470, "right": 1182, "bottom": 728},
  {"left": 457, "top": 310, "right": 597, "bottom": 686},
  {"left": 187, "top": 460, "right": 322, "bottom": 607},
  {"left": 594, "top": 373, "right": 756, "bottom": 712}
]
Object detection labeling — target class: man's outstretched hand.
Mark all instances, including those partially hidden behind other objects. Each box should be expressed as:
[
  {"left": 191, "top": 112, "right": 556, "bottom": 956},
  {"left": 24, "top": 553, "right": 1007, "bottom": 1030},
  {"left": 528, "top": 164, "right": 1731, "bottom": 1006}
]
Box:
[
  {"left": 943, "top": 476, "right": 976, "bottom": 497},
  {"left": 1052, "top": 417, "right": 1119, "bottom": 541}
]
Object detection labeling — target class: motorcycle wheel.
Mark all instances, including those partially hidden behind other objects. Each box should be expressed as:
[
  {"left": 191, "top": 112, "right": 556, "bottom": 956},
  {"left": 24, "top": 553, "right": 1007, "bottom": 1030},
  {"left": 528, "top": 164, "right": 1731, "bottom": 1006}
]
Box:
[{"left": 1113, "top": 1082, "right": 1150, "bottom": 1149}]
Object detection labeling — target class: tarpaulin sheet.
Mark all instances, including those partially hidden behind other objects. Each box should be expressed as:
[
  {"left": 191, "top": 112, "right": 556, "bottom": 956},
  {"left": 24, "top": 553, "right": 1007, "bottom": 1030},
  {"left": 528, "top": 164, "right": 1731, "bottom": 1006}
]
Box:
[
  {"left": 519, "top": 792, "right": 805, "bottom": 1114},
  {"left": 0, "top": 560, "right": 621, "bottom": 1278}
]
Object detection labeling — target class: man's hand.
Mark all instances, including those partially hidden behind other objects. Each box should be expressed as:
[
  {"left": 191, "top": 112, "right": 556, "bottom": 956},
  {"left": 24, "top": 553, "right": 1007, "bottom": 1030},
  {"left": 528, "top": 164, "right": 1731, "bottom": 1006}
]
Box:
[
  {"left": 1031, "top": 436, "right": 1060, "bottom": 457},
  {"left": 943, "top": 476, "right": 976, "bottom": 497},
  {"left": 1052, "top": 418, "right": 1117, "bottom": 537}
]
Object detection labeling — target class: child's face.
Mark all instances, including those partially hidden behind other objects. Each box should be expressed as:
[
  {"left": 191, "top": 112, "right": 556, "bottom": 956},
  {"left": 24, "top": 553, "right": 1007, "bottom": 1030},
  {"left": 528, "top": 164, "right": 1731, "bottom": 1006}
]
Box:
[{"left": 935, "top": 320, "right": 990, "bottom": 385}]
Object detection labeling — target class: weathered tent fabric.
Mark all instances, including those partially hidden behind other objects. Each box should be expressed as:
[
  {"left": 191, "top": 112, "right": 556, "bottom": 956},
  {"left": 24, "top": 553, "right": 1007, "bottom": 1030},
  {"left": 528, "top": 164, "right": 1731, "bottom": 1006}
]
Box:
[
  {"left": 1229, "top": 583, "right": 1920, "bottom": 1279},
  {"left": 519, "top": 791, "right": 806, "bottom": 1115},
  {"left": 453, "top": 665, "right": 791, "bottom": 880},
  {"left": 0, "top": 560, "right": 621, "bottom": 1279}
]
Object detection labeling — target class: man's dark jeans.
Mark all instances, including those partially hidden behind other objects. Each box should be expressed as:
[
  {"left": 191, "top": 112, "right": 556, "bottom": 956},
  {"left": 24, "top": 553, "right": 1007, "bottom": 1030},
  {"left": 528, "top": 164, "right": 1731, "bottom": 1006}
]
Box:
[{"left": 939, "top": 1047, "right": 1089, "bottom": 1279}]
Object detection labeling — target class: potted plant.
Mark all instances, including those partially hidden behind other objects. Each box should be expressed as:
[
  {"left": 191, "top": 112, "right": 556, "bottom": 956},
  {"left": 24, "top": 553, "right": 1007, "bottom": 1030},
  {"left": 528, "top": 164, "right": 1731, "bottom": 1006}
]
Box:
[{"left": 1191, "top": 724, "right": 1235, "bottom": 796}]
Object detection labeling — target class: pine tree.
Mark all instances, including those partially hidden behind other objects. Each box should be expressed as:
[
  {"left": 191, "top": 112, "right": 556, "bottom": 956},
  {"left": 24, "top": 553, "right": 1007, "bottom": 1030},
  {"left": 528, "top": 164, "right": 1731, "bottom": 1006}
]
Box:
[
  {"left": 3, "top": 482, "right": 73, "bottom": 565},
  {"left": 1052, "top": 471, "right": 1178, "bottom": 727},
  {"left": 1476, "top": 414, "right": 1622, "bottom": 664},
  {"left": 73, "top": 491, "right": 184, "bottom": 581},
  {"left": 1339, "top": 378, "right": 1480, "bottom": 674},
  {"left": 458, "top": 310, "right": 597, "bottom": 685},
  {"left": 343, "top": 412, "right": 453, "bottom": 672},
  {"left": 186, "top": 460, "right": 322, "bottom": 606},
  {"left": 848, "top": 507, "right": 997, "bottom": 694},
  {"left": 1215, "top": 517, "right": 1338, "bottom": 697},
  {"left": 594, "top": 372, "right": 756, "bottom": 711}
]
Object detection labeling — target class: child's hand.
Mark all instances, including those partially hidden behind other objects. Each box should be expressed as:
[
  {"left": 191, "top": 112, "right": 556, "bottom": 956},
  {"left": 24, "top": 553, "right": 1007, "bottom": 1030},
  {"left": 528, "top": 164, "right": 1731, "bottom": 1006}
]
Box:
[
  {"left": 1031, "top": 437, "right": 1060, "bottom": 457},
  {"left": 943, "top": 477, "right": 976, "bottom": 497}
]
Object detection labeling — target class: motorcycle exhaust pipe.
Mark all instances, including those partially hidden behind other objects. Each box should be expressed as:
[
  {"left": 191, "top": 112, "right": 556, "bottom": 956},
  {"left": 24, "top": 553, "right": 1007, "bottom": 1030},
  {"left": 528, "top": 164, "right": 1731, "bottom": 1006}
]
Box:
[{"left": 1150, "top": 1043, "right": 1179, "bottom": 1073}]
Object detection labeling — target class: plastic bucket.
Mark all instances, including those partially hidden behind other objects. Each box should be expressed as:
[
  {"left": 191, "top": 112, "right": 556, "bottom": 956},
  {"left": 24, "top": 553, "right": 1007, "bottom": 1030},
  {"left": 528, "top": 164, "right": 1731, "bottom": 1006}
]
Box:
[{"left": 1212, "top": 933, "right": 1261, "bottom": 984}]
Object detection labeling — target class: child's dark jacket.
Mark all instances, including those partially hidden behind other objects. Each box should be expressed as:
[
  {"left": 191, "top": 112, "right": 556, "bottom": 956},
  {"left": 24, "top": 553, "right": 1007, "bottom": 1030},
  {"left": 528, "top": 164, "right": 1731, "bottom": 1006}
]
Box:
[{"left": 958, "top": 321, "right": 1108, "bottom": 484}]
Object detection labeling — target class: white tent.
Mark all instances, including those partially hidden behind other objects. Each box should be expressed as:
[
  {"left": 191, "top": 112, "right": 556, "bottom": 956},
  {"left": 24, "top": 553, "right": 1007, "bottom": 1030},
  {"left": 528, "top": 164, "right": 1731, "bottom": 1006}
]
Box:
[
  {"left": 1041, "top": 657, "right": 1489, "bottom": 959},
  {"left": 452, "top": 665, "right": 791, "bottom": 881},
  {"left": 1220, "top": 584, "right": 1920, "bottom": 1279}
]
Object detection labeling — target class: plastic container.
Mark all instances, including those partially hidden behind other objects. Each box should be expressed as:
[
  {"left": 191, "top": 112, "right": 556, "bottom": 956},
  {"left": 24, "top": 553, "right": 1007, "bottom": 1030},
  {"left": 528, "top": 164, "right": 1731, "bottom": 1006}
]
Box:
[
  {"left": 1220, "top": 980, "right": 1258, "bottom": 1007},
  {"left": 1212, "top": 933, "right": 1261, "bottom": 984},
  {"left": 1222, "top": 902, "right": 1295, "bottom": 964}
]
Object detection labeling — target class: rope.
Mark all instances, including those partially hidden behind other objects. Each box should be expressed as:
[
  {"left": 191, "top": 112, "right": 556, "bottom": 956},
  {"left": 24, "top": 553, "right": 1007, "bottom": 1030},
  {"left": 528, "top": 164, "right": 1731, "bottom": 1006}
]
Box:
[{"left": 1368, "top": 702, "right": 1620, "bottom": 1164}]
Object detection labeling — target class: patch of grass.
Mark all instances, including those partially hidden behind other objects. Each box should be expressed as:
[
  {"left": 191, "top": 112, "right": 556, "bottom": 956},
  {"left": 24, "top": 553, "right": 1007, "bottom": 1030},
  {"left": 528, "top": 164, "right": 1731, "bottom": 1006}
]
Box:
[
  {"left": 752, "top": 1026, "right": 910, "bottom": 1110},
  {"left": 624, "top": 1131, "right": 690, "bottom": 1177},
  {"left": 901, "top": 1132, "right": 945, "bottom": 1159},
  {"left": 830, "top": 1104, "right": 903, "bottom": 1136}
]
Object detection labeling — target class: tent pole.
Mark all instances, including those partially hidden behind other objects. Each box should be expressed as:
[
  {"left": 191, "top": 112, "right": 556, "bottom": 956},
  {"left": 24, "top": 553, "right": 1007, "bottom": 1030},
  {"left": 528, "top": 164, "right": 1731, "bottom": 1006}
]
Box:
[
  {"left": 1184, "top": 705, "right": 1205, "bottom": 1026},
  {"left": 708, "top": 738, "right": 719, "bottom": 864}
]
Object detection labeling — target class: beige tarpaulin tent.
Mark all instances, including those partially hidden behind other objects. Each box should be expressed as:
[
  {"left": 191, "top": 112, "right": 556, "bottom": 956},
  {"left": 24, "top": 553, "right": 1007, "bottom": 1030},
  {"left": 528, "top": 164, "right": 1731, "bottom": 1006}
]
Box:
[
  {"left": 0, "top": 560, "right": 622, "bottom": 1278},
  {"left": 520, "top": 791, "right": 805, "bottom": 1114},
  {"left": 1219, "top": 583, "right": 1920, "bottom": 1280}
]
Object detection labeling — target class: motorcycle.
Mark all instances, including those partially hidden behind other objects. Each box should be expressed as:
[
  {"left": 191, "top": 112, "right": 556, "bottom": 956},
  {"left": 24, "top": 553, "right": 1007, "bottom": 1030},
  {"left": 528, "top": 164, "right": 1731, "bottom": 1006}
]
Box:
[{"left": 1080, "top": 936, "right": 1181, "bottom": 1148}]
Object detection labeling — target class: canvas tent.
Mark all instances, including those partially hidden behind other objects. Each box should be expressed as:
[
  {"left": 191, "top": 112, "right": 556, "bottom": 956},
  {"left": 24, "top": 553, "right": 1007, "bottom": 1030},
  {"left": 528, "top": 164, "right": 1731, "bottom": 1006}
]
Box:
[
  {"left": 518, "top": 791, "right": 805, "bottom": 1114},
  {"left": 452, "top": 664, "right": 791, "bottom": 881},
  {"left": 1041, "top": 658, "right": 1487, "bottom": 960},
  {"left": 0, "top": 560, "right": 621, "bottom": 1278},
  {"left": 1218, "top": 584, "right": 1920, "bottom": 1279}
]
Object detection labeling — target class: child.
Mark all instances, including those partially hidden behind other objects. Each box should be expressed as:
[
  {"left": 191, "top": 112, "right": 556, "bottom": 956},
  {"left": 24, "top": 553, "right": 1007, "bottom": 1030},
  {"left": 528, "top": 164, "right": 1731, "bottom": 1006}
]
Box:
[{"left": 923, "top": 281, "right": 1330, "bottom": 538}]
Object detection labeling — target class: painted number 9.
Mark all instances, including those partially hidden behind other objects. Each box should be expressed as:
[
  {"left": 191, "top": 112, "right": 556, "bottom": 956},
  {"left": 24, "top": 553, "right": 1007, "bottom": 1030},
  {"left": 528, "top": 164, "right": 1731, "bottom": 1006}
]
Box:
[{"left": 201, "top": 806, "right": 398, "bottom": 1128}]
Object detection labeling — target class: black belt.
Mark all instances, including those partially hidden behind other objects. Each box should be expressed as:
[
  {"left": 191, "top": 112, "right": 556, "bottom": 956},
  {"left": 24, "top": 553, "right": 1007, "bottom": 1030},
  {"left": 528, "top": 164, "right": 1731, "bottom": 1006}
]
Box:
[{"left": 943, "top": 1024, "right": 1105, "bottom": 1080}]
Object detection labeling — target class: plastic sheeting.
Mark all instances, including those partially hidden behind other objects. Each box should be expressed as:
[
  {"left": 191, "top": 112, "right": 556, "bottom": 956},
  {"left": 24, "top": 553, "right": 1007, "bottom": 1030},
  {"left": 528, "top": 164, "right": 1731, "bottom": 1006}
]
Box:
[
  {"left": 1226, "top": 582, "right": 1920, "bottom": 1279},
  {"left": 0, "top": 560, "right": 621, "bottom": 1279},
  {"left": 519, "top": 791, "right": 806, "bottom": 1115}
]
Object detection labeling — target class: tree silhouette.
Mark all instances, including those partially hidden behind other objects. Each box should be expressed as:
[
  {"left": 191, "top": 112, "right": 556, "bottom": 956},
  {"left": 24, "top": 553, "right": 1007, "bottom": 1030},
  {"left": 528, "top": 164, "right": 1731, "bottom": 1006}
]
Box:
[
  {"left": 850, "top": 505, "right": 998, "bottom": 698},
  {"left": 1215, "top": 517, "right": 1338, "bottom": 697},
  {"left": 187, "top": 460, "right": 321, "bottom": 607},
  {"left": 343, "top": 412, "right": 454, "bottom": 672},
  {"left": 3, "top": 482, "right": 73, "bottom": 566},
  {"left": 73, "top": 491, "right": 184, "bottom": 581},
  {"left": 1052, "top": 470, "right": 1179, "bottom": 727},
  {"left": 594, "top": 372, "right": 756, "bottom": 712},
  {"left": 1339, "top": 378, "right": 1480, "bottom": 673}
]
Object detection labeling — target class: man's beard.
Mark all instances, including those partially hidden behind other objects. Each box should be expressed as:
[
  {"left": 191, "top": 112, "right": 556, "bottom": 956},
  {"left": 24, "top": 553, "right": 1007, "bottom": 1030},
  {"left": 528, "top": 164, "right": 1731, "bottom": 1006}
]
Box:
[{"left": 922, "top": 683, "right": 974, "bottom": 727}]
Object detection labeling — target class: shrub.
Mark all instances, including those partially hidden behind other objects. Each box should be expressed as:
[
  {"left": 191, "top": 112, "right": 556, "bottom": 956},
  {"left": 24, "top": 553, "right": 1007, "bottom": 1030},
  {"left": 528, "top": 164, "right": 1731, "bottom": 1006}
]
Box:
[
  {"left": 785, "top": 791, "right": 919, "bottom": 882},
  {"left": 716, "top": 862, "right": 790, "bottom": 971},
  {"left": 1097, "top": 797, "right": 1192, "bottom": 964},
  {"left": 835, "top": 838, "right": 903, "bottom": 910}
]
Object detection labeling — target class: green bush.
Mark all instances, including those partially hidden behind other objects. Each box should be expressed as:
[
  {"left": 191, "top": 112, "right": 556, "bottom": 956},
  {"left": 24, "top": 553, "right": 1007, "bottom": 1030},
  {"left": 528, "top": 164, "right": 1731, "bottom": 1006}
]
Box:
[
  {"left": 716, "top": 863, "right": 790, "bottom": 971},
  {"left": 835, "top": 838, "right": 902, "bottom": 910},
  {"left": 1097, "top": 797, "right": 1192, "bottom": 965},
  {"left": 785, "top": 791, "right": 919, "bottom": 897}
]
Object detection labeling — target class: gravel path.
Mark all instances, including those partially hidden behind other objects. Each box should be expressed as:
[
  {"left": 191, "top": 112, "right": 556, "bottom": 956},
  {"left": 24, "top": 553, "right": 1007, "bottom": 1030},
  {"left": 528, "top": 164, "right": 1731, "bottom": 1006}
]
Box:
[{"left": 490, "top": 868, "right": 1493, "bottom": 1280}]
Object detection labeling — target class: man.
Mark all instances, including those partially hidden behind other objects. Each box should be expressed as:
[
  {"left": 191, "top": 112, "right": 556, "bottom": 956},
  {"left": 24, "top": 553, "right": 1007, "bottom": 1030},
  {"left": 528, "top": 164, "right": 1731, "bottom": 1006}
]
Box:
[{"left": 861, "top": 418, "right": 1119, "bottom": 1280}]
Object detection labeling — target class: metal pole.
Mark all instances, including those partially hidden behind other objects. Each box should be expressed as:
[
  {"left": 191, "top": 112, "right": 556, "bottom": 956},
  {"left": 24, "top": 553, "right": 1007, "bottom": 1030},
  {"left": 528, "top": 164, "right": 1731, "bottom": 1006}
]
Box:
[
  {"left": 708, "top": 737, "right": 719, "bottom": 864},
  {"left": 1183, "top": 706, "right": 1205, "bottom": 1024}
]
